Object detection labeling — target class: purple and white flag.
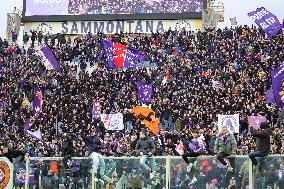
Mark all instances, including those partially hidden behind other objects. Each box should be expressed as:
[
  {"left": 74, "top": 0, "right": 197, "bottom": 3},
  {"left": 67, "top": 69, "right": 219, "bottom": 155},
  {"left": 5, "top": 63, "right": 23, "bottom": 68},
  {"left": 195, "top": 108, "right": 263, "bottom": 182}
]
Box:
[
  {"left": 248, "top": 116, "right": 267, "bottom": 129},
  {"left": 40, "top": 45, "right": 60, "bottom": 71},
  {"left": 248, "top": 7, "right": 283, "bottom": 37},
  {"left": 138, "top": 82, "right": 153, "bottom": 102},
  {"left": 33, "top": 84, "right": 43, "bottom": 115},
  {"left": 23, "top": 119, "right": 42, "bottom": 140},
  {"left": 92, "top": 102, "right": 101, "bottom": 119},
  {"left": 271, "top": 64, "right": 284, "bottom": 108}
]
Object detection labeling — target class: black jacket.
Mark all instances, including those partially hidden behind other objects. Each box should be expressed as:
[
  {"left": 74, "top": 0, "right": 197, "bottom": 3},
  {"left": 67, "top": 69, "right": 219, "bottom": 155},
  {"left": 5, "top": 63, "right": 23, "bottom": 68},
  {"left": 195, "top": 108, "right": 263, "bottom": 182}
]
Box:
[
  {"left": 2, "top": 149, "right": 26, "bottom": 163},
  {"left": 251, "top": 122, "right": 270, "bottom": 154}
]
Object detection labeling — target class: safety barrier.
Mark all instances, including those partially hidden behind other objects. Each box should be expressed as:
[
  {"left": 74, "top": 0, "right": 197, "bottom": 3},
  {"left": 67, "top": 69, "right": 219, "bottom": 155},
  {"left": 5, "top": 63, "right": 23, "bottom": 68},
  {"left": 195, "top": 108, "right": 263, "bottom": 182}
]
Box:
[{"left": 1, "top": 155, "right": 284, "bottom": 189}]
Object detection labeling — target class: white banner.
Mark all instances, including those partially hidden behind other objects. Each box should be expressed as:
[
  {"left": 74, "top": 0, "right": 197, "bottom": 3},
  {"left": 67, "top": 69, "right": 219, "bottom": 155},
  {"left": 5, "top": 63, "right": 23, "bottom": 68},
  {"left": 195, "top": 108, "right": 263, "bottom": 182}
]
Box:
[
  {"left": 218, "top": 114, "right": 239, "bottom": 133},
  {"left": 100, "top": 113, "right": 124, "bottom": 130},
  {"left": 24, "top": 19, "right": 202, "bottom": 35},
  {"left": 0, "top": 158, "right": 14, "bottom": 189}
]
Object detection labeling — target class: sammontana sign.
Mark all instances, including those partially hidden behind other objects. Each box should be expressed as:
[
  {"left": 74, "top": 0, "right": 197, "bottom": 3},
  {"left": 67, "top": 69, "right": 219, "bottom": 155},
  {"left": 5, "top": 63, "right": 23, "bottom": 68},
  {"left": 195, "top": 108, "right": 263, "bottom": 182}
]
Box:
[{"left": 24, "top": 19, "right": 202, "bottom": 35}]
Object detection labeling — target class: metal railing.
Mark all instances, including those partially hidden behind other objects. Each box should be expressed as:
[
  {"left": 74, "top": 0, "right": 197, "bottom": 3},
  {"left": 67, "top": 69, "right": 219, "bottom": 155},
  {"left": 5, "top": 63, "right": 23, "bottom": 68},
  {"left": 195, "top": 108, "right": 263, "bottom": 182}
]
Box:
[{"left": 2, "top": 155, "right": 284, "bottom": 189}]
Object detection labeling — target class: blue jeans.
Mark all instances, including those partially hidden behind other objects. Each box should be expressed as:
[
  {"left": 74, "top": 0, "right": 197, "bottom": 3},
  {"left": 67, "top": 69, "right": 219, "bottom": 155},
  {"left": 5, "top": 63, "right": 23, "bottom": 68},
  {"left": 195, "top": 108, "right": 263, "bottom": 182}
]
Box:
[
  {"left": 248, "top": 150, "right": 267, "bottom": 166},
  {"left": 139, "top": 155, "right": 156, "bottom": 173}
]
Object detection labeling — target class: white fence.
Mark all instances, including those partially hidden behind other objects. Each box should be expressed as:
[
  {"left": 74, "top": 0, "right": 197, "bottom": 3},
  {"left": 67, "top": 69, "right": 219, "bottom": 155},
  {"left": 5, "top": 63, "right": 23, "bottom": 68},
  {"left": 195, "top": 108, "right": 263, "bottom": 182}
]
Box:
[{"left": 1, "top": 155, "right": 284, "bottom": 189}]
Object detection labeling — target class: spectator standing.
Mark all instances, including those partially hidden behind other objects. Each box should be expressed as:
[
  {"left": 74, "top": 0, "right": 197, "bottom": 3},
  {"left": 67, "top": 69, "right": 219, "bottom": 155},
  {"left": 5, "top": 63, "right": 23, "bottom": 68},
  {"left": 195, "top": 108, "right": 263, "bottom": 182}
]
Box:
[
  {"left": 38, "top": 31, "right": 43, "bottom": 45},
  {"left": 23, "top": 32, "right": 29, "bottom": 46},
  {"left": 135, "top": 131, "right": 156, "bottom": 179},
  {"left": 30, "top": 29, "right": 37, "bottom": 48}
]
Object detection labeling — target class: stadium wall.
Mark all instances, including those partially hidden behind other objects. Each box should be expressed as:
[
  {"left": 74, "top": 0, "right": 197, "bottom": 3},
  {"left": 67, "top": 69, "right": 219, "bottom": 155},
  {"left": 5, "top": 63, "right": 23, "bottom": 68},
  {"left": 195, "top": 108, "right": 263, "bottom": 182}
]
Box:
[{"left": 23, "top": 19, "right": 203, "bottom": 35}]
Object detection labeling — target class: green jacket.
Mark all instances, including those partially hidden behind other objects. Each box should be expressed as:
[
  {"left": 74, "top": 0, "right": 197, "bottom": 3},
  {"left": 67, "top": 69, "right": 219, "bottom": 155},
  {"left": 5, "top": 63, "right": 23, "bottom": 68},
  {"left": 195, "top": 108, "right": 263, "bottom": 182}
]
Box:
[{"left": 214, "top": 134, "right": 237, "bottom": 155}]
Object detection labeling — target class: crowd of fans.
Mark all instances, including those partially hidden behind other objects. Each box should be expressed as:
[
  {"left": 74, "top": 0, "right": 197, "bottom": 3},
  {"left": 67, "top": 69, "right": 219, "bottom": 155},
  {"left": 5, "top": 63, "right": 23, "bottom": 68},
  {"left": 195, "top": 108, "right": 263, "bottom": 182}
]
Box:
[
  {"left": 0, "top": 25, "right": 284, "bottom": 188},
  {"left": 67, "top": 0, "right": 203, "bottom": 14}
]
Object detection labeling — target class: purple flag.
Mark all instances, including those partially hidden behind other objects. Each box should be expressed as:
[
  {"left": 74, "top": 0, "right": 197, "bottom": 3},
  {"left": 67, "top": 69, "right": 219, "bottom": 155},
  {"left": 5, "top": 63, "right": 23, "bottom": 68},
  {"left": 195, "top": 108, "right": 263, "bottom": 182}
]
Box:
[
  {"left": 248, "top": 7, "right": 283, "bottom": 37},
  {"left": 33, "top": 85, "right": 43, "bottom": 115},
  {"left": 124, "top": 48, "right": 142, "bottom": 68},
  {"left": 248, "top": 116, "right": 267, "bottom": 129},
  {"left": 271, "top": 64, "right": 284, "bottom": 108},
  {"left": 103, "top": 40, "right": 115, "bottom": 69},
  {"left": 92, "top": 102, "right": 101, "bottom": 119},
  {"left": 24, "top": 118, "right": 32, "bottom": 132},
  {"left": 265, "top": 87, "right": 276, "bottom": 104},
  {"left": 103, "top": 40, "right": 142, "bottom": 69},
  {"left": 138, "top": 82, "right": 153, "bottom": 102},
  {"left": 40, "top": 45, "right": 60, "bottom": 71},
  {"left": 23, "top": 118, "right": 42, "bottom": 140}
]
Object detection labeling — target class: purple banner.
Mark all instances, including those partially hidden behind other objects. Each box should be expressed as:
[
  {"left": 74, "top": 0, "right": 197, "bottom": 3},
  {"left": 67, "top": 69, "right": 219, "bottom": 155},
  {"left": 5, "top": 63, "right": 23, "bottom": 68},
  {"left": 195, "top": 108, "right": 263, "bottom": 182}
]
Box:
[
  {"left": 248, "top": 7, "right": 282, "bottom": 37},
  {"left": 103, "top": 40, "right": 142, "bottom": 69},
  {"left": 25, "top": 0, "right": 69, "bottom": 16},
  {"left": 247, "top": 116, "right": 267, "bottom": 129},
  {"left": 33, "top": 85, "right": 43, "bottom": 115},
  {"left": 41, "top": 45, "right": 60, "bottom": 71},
  {"left": 138, "top": 82, "right": 153, "bottom": 102},
  {"left": 92, "top": 102, "right": 101, "bottom": 119},
  {"left": 271, "top": 64, "right": 284, "bottom": 108}
]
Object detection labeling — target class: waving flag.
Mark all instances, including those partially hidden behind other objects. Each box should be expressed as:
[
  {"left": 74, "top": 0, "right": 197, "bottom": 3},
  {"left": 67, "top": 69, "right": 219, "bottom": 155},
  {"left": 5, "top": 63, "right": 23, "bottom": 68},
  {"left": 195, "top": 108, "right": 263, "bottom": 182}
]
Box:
[
  {"left": 92, "top": 101, "right": 101, "bottom": 119},
  {"left": 33, "top": 85, "right": 43, "bottom": 115},
  {"left": 138, "top": 82, "right": 153, "bottom": 102},
  {"left": 24, "top": 119, "right": 42, "bottom": 140},
  {"left": 100, "top": 113, "right": 124, "bottom": 130},
  {"left": 271, "top": 64, "right": 284, "bottom": 108},
  {"left": 103, "top": 40, "right": 142, "bottom": 69},
  {"left": 131, "top": 106, "right": 159, "bottom": 135},
  {"left": 248, "top": 116, "right": 267, "bottom": 129},
  {"left": 248, "top": 7, "right": 282, "bottom": 37},
  {"left": 40, "top": 45, "right": 60, "bottom": 71}
]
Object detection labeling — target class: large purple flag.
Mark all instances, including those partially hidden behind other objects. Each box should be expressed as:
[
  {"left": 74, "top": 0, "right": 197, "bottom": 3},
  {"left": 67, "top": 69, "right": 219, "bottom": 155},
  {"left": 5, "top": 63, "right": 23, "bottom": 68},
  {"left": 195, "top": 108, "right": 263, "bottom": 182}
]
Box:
[
  {"left": 92, "top": 102, "right": 101, "bottom": 119},
  {"left": 138, "top": 82, "right": 153, "bottom": 102},
  {"left": 40, "top": 45, "right": 60, "bottom": 71},
  {"left": 248, "top": 116, "right": 267, "bottom": 129},
  {"left": 33, "top": 85, "right": 43, "bottom": 115},
  {"left": 271, "top": 64, "right": 284, "bottom": 108},
  {"left": 103, "top": 40, "right": 142, "bottom": 69},
  {"left": 248, "top": 7, "right": 283, "bottom": 37}
]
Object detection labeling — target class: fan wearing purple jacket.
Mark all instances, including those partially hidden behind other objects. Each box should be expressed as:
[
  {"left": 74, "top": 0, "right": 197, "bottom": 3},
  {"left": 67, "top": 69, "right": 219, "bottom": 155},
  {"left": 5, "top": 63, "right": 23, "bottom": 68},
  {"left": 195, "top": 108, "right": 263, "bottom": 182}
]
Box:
[{"left": 182, "top": 130, "right": 205, "bottom": 172}]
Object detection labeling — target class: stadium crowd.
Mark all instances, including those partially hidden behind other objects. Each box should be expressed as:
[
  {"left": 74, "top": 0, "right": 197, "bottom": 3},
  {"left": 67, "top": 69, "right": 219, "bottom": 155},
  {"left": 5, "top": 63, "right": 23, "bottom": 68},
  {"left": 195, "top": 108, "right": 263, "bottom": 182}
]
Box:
[
  {"left": 67, "top": 0, "right": 202, "bottom": 14},
  {"left": 0, "top": 25, "right": 284, "bottom": 188}
]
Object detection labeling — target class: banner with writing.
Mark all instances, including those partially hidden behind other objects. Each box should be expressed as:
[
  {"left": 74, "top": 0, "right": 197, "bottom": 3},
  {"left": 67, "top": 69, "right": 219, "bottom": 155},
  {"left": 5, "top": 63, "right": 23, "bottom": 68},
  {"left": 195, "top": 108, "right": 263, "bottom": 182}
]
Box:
[
  {"left": 92, "top": 102, "right": 101, "bottom": 119},
  {"left": 103, "top": 40, "right": 141, "bottom": 69},
  {"left": 24, "top": 19, "right": 201, "bottom": 35},
  {"left": 218, "top": 114, "right": 239, "bottom": 134},
  {"left": 100, "top": 113, "right": 124, "bottom": 130},
  {"left": 248, "top": 7, "right": 282, "bottom": 37}
]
